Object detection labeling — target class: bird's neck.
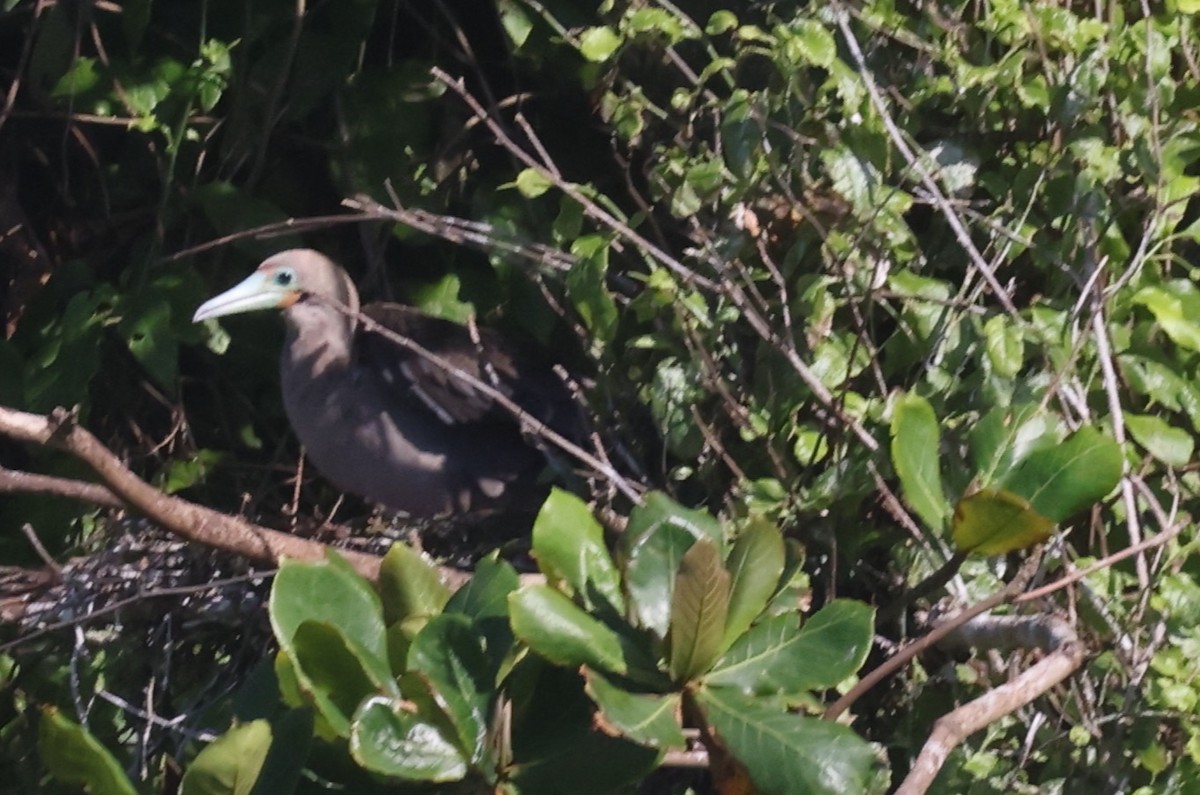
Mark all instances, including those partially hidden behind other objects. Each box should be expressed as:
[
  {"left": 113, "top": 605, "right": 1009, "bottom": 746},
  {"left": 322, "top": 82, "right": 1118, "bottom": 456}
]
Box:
[{"left": 282, "top": 302, "right": 356, "bottom": 377}]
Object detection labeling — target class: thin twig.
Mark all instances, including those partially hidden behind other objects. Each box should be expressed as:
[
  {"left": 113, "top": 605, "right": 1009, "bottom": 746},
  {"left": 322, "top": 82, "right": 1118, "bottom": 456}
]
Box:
[
  {"left": 825, "top": 554, "right": 1042, "bottom": 721},
  {"left": 831, "top": 3, "right": 1019, "bottom": 317}
]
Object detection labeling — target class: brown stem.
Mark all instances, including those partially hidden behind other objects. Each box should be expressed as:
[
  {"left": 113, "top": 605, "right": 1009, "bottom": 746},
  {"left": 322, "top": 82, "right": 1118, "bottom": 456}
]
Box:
[
  {"left": 0, "top": 404, "right": 383, "bottom": 582},
  {"left": 896, "top": 641, "right": 1086, "bottom": 794},
  {"left": 0, "top": 465, "right": 125, "bottom": 508},
  {"left": 824, "top": 553, "right": 1041, "bottom": 721}
]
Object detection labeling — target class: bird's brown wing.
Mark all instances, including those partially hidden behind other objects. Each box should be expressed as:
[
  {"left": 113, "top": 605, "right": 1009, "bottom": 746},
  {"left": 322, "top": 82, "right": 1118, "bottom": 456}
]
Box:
[{"left": 356, "top": 303, "right": 532, "bottom": 427}]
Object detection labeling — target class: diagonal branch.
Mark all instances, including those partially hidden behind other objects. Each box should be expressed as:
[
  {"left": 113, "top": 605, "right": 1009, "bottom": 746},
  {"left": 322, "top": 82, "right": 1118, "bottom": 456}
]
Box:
[{"left": 0, "top": 404, "right": 386, "bottom": 583}]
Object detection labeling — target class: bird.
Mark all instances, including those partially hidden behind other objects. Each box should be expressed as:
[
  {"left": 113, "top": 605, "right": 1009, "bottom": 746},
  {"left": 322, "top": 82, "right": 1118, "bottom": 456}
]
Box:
[{"left": 192, "top": 249, "right": 582, "bottom": 518}]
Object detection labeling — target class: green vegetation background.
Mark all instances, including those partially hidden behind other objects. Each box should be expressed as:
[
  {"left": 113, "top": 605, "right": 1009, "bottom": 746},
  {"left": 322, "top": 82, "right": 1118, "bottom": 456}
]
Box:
[{"left": 2, "top": 0, "right": 1200, "bottom": 792}]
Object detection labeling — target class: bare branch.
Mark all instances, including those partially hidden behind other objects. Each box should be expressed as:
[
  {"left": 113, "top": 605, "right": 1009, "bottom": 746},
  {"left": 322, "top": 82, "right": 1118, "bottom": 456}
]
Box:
[
  {"left": 0, "top": 404, "right": 384, "bottom": 582},
  {"left": 897, "top": 640, "right": 1085, "bottom": 794}
]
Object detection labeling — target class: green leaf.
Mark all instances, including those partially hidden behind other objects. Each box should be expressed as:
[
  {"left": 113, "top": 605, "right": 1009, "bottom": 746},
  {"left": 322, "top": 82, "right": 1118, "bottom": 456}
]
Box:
[
  {"left": 983, "top": 315, "right": 1024, "bottom": 377},
  {"left": 509, "top": 585, "right": 628, "bottom": 675},
  {"left": 350, "top": 695, "right": 467, "bottom": 782},
  {"left": 621, "top": 492, "right": 725, "bottom": 636},
  {"left": 181, "top": 720, "right": 271, "bottom": 795},
  {"left": 1125, "top": 414, "right": 1194, "bottom": 468},
  {"left": 789, "top": 20, "right": 836, "bottom": 67},
  {"left": 377, "top": 542, "right": 451, "bottom": 626},
  {"left": 50, "top": 57, "right": 99, "bottom": 98},
  {"left": 697, "top": 688, "right": 879, "bottom": 795},
  {"left": 446, "top": 557, "right": 519, "bottom": 621},
  {"left": 269, "top": 554, "right": 396, "bottom": 735},
  {"left": 1133, "top": 283, "right": 1200, "bottom": 352},
  {"left": 968, "top": 403, "right": 1053, "bottom": 485},
  {"left": 890, "top": 392, "right": 948, "bottom": 531},
  {"left": 497, "top": 0, "right": 533, "bottom": 48},
  {"left": 121, "top": 297, "right": 178, "bottom": 391},
  {"left": 289, "top": 621, "right": 381, "bottom": 737},
  {"left": 566, "top": 237, "right": 619, "bottom": 342},
  {"left": 515, "top": 167, "right": 553, "bottom": 198},
  {"left": 998, "top": 426, "right": 1122, "bottom": 522},
  {"left": 721, "top": 518, "right": 785, "bottom": 650},
  {"left": 706, "top": 11, "right": 739, "bottom": 35},
  {"left": 38, "top": 708, "right": 138, "bottom": 795},
  {"left": 584, "top": 670, "right": 686, "bottom": 749},
  {"left": 707, "top": 600, "right": 874, "bottom": 694},
  {"left": 246, "top": 709, "right": 312, "bottom": 795},
  {"left": 951, "top": 489, "right": 1055, "bottom": 555},
  {"left": 406, "top": 614, "right": 492, "bottom": 763},
  {"left": 446, "top": 558, "right": 519, "bottom": 685},
  {"left": 668, "top": 538, "right": 731, "bottom": 682},
  {"left": 580, "top": 26, "right": 622, "bottom": 62},
  {"left": 533, "top": 488, "right": 624, "bottom": 612}
]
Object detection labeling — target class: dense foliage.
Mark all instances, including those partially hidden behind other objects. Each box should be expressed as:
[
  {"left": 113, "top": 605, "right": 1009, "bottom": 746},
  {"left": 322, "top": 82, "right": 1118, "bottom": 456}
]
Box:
[{"left": 3, "top": 0, "right": 1200, "bottom": 792}]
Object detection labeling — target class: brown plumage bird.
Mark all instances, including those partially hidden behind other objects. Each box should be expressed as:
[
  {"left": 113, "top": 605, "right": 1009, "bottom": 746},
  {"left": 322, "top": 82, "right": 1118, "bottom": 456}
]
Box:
[{"left": 193, "top": 249, "right": 580, "bottom": 517}]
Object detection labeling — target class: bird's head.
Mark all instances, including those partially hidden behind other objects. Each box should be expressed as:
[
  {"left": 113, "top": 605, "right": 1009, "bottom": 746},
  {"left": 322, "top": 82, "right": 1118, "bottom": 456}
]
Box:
[{"left": 193, "top": 249, "right": 359, "bottom": 323}]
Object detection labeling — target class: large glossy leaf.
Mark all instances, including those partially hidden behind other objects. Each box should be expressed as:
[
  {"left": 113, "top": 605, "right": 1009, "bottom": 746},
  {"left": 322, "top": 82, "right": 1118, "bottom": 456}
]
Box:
[
  {"left": 584, "top": 671, "right": 686, "bottom": 750},
  {"left": 998, "top": 426, "right": 1122, "bottom": 522},
  {"left": 968, "top": 403, "right": 1054, "bottom": 485},
  {"left": 509, "top": 585, "right": 628, "bottom": 675},
  {"left": 890, "top": 392, "right": 948, "bottom": 531},
  {"left": 290, "top": 621, "right": 381, "bottom": 737},
  {"left": 181, "top": 720, "right": 271, "bottom": 795},
  {"left": 722, "top": 517, "right": 786, "bottom": 651},
  {"left": 406, "top": 614, "right": 492, "bottom": 764},
  {"left": 706, "top": 600, "right": 874, "bottom": 694},
  {"left": 951, "top": 489, "right": 1056, "bottom": 555},
  {"left": 445, "top": 558, "right": 519, "bottom": 685},
  {"left": 668, "top": 538, "right": 731, "bottom": 682},
  {"left": 38, "top": 708, "right": 138, "bottom": 795},
  {"left": 697, "top": 687, "right": 879, "bottom": 795},
  {"left": 532, "top": 487, "right": 624, "bottom": 612},
  {"left": 377, "top": 542, "right": 451, "bottom": 626},
  {"left": 350, "top": 695, "right": 467, "bottom": 782},
  {"left": 269, "top": 554, "right": 397, "bottom": 736},
  {"left": 621, "top": 491, "right": 725, "bottom": 636},
  {"left": 270, "top": 554, "right": 390, "bottom": 681},
  {"left": 445, "top": 557, "right": 519, "bottom": 621}
]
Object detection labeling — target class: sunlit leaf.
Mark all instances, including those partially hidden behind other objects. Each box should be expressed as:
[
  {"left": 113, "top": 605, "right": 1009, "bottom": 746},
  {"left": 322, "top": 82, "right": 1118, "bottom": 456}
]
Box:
[
  {"left": 533, "top": 488, "right": 624, "bottom": 612},
  {"left": 1125, "top": 413, "right": 1194, "bottom": 468},
  {"left": 350, "top": 695, "right": 467, "bottom": 782},
  {"left": 377, "top": 543, "right": 451, "bottom": 627},
  {"left": 668, "top": 538, "right": 730, "bottom": 682},
  {"left": 998, "top": 426, "right": 1122, "bottom": 522},
  {"left": 38, "top": 708, "right": 138, "bottom": 795},
  {"left": 580, "top": 26, "right": 622, "bottom": 62},
  {"left": 697, "top": 688, "right": 878, "bottom": 795},
  {"left": 181, "top": 720, "right": 271, "bottom": 795},
  {"left": 584, "top": 671, "right": 686, "bottom": 750},
  {"left": 890, "top": 392, "right": 948, "bottom": 531},
  {"left": 721, "top": 518, "right": 785, "bottom": 650},
  {"left": 1132, "top": 283, "right": 1200, "bottom": 352},
  {"left": 509, "top": 585, "right": 628, "bottom": 675},
  {"left": 952, "top": 489, "right": 1055, "bottom": 555}
]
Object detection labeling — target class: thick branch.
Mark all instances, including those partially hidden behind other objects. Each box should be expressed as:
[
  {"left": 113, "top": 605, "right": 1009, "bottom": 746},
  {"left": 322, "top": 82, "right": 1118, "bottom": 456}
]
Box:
[
  {"left": 0, "top": 465, "right": 124, "bottom": 508},
  {"left": 896, "top": 641, "right": 1086, "bottom": 794},
  {"left": 0, "top": 404, "right": 384, "bottom": 582}
]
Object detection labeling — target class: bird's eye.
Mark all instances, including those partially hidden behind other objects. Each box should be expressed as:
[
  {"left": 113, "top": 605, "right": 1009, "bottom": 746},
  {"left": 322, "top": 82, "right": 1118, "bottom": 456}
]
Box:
[{"left": 274, "top": 270, "right": 295, "bottom": 288}]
